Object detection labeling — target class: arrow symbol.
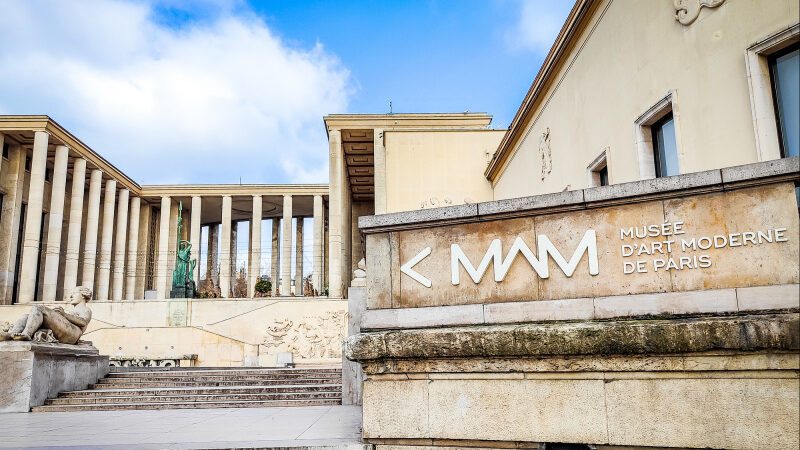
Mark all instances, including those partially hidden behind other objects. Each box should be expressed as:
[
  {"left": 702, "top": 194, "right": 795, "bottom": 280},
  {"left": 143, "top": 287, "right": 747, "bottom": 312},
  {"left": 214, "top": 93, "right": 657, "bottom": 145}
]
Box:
[{"left": 401, "top": 247, "right": 432, "bottom": 288}]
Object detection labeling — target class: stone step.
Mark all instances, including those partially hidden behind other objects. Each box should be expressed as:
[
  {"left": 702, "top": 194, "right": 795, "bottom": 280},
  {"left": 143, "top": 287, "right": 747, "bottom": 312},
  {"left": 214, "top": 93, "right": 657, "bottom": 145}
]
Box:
[
  {"left": 107, "top": 368, "right": 342, "bottom": 377},
  {"left": 32, "top": 398, "right": 340, "bottom": 412},
  {"left": 99, "top": 374, "right": 342, "bottom": 382},
  {"left": 63, "top": 384, "right": 342, "bottom": 397},
  {"left": 92, "top": 378, "right": 341, "bottom": 389},
  {"left": 46, "top": 391, "right": 342, "bottom": 405}
]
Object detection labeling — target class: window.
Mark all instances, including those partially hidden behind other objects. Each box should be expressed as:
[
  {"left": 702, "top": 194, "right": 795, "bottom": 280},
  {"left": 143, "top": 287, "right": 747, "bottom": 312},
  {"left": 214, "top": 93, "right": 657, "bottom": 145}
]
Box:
[
  {"left": 634, "top": 91, "right": 679, "bottom": 180},
  {"left": 24, "top": 156, "right": 30, "bottom": 172},
  {"left": 587, "top": 148, "right": 610, "bottom": 187},
  {"left": 2, "top": 142, "right": 8, "bottom": 159},
  {"left": 769, "top": 44, "right": 799, "bottom": 158},
  {"left": 652, "top": 112, "right": 680, "bottom": 177},
  {"left": 598, "top": 166, "right": 609, "bottom": 186},
  {"left": 44, "top": 168, "right": 52, "bottom": 182},
  {"left": 745, "top": 24, "right": 799, "bottom": 161}
]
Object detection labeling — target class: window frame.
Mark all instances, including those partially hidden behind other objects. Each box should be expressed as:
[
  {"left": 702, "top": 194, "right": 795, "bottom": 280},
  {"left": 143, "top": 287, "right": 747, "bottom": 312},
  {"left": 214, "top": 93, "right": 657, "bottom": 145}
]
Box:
[
  {"left": 586, "top": 148, "right": 610, "bottom": 187},
  {"left": 634, "top": 91, "right": 680, "bottom": 180},
  {"left": 745, "top": 23, "right": 799, "bottom": 161},
  {"left": 767, "top": 43, "right": 799, "bottom": 158}
]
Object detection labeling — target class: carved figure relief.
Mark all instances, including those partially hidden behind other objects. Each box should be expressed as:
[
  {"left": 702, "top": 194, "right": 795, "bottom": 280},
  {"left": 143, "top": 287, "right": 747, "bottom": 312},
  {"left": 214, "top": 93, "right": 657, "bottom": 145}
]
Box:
[
  {"left": 261, "top": 310, "right": 347, "bottom": 359},
  {"left": 674, "top": 0, "right": 726, "bottom": 26},
  {"left": 539, "top": 127, "right": 552, "bottom": 181}
]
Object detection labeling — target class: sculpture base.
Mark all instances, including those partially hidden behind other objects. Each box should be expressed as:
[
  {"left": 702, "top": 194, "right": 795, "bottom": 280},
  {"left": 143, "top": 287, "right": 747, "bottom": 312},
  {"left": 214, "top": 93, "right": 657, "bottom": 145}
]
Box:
[{"left": 0, "top": 341, "right": 109, "bottom": 412}]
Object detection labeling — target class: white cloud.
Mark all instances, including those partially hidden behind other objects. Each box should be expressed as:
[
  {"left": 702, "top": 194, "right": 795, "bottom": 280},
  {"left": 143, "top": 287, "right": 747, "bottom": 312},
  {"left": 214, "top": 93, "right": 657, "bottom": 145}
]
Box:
[
  {"left": 509, "top": 0, "right": 574, "bottom": 54},
  {"left": 0, "top": 0, "right": 350, "bottom": 184}
]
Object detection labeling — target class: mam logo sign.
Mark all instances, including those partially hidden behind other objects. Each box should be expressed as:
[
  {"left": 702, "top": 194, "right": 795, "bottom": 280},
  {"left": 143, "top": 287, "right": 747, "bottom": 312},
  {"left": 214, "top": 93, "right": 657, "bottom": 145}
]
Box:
[{"left": 401, "top": 230, "right": 599, "bottom": 288}]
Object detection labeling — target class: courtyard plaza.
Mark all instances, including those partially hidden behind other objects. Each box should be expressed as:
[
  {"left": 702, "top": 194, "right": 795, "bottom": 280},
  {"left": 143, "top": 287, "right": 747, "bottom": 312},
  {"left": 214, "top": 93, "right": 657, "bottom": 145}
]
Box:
[{"left": 0, "top": 405, "right": 363, "bottom": 449}]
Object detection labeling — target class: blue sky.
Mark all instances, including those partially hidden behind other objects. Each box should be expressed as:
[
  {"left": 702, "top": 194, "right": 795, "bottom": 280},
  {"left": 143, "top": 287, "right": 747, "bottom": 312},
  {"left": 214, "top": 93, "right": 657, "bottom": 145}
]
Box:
[{"left": 0, "top": 0, "right": 573, "bottom": 184}]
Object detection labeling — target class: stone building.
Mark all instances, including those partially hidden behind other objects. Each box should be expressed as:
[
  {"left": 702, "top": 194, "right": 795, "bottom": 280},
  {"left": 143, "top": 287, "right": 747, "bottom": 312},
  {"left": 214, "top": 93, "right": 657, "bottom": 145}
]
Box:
[
  {"left": 343, "top": 0, "right": 800, "bottom": 448},
  {"left": 0, "top": 116, "right": 342, "bottom": 367}
]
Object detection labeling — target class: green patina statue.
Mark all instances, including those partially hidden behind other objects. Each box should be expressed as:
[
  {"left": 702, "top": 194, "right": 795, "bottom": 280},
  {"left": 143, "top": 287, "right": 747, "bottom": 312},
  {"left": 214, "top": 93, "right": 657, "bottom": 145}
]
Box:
[{"left": 170, "top": 202, "right": 197, "bottom": 298}]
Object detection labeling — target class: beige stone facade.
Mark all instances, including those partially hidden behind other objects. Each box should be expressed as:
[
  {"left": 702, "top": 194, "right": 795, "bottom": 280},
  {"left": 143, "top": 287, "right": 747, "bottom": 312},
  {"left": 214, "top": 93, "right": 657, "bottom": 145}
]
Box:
[{"left": 342, "top": 0, "right": 800, "bottom": 448}]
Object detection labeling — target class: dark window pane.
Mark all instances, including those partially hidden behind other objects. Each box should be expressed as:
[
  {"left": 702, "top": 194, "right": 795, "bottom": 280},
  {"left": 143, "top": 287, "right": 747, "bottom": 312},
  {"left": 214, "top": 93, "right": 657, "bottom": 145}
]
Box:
[
  {"left": 2, "top": 142, "right": 8, "bottom": 159},
  {"left": 599, "top": 165, "right": 609, "bottom": 186},
  {"left": 772, "top": 47, "right": 799, "bottom": 158},
  {"left": 652, "top": 113, "right": 679, "bottom": 177}
]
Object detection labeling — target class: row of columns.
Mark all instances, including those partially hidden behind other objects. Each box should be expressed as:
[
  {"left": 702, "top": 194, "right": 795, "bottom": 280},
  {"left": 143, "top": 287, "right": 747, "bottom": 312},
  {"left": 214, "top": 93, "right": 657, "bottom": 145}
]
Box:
[
  {"left": 158, "top": 193, "right": 325, "bottom": 298},
  {"left": 9, "top": 131, "right": 143, "bottom": 303}
]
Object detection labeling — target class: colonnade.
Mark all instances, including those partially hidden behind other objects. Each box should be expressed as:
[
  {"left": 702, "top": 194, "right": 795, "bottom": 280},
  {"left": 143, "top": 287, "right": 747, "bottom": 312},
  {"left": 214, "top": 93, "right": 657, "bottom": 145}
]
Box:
[
  {"left": 0, "top": 130, "right": 145, "bottom": 303},
  {"left": 0, "top": 128, "right": 329, "bottom": 303}
]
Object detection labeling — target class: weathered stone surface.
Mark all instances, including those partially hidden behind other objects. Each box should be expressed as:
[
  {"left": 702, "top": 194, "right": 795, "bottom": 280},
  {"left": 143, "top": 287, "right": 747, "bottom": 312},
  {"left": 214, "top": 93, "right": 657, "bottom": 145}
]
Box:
[
  {"left": 663, "top": 183, "right": 799, "bottom": 292},
  {"left": 342, "top": 286, "right": 366, "bottom": 406},
  {"left": 483, "top": 297, "right": 593, "bottom": 323},
  {"left": 583, "top": 169, "right": 722, "bottom": 203},
  {"left": 359, "top": 203, "right": 477, "bottom": 229},
  {"left": 426, "top": 378, "right": 607, "bottom": 443},
  {"left": 593, "top": 288, "right": 738, "bottom": 319},
  {"left": 737, "top": 284, "right": 800, "bottom": 311},
  {"left": 363, "top": 304, "right": 484, "bottom": 330},
  {"left": 362, "top": 379, "right": 429, "bottom": 438},
  {"left": 344, "top": 313, "right": 800, "bottom": 361},
  {"left": 0, "top": 341, "right": 108, "bottom": 412},
  {"left": 476, "top": 189, "right": 584, "bottom": 217},
  {"left": 366, "top": 234, "right": 392, "bottom": 309},
  {"left": 605, "top": 377, "right": 799, "bottom": 449},
  {"left": 721, "top": 156, "right": 799, "bottom": 184}
]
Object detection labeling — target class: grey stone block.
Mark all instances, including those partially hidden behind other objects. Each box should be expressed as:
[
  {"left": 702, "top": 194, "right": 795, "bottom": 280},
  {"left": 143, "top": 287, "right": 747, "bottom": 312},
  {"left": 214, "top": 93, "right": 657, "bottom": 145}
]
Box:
[
  {"left": 359, "top": 203, "right": 478, "bottom": 230},
  {"left": 721, "top": 157, "right": 800, "bottom": 183},
  {"left": 0, "top": 341, "right": 108, "bottom": 412},
  {"left": 477, "top": 189, "right": 584, "bottom": 216},
  {"left": 585, "top": 169, "right": 722, "bottom": 203}
]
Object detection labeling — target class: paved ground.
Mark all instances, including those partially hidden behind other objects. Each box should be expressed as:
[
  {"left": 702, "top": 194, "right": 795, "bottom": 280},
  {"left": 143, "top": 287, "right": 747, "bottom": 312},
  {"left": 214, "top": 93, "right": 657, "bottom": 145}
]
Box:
[{"left": 0, "top": 405, "right": 365, "bottom": 449}]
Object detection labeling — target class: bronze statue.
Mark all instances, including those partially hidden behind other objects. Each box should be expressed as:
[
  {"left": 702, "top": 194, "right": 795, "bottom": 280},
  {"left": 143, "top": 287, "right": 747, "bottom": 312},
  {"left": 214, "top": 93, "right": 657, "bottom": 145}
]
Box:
[
  {"left": 170, "top": 201, "right": 197, "bottom": 298},
  {"left": 0, "top": 286, "right": 93, "bottom": 345}
]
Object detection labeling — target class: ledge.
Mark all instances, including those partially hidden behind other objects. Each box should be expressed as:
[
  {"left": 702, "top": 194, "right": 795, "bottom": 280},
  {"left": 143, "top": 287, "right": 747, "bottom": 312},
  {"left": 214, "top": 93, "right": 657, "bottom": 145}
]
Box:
[
  {"left": 0, "top": 341, "right": 100, "bottom": 357},
  {"left": 358, "top": 157, "right": 799, "bottom": 232},
  {"left": 344, "top": 312, "right": 800, "bottom": 361}
]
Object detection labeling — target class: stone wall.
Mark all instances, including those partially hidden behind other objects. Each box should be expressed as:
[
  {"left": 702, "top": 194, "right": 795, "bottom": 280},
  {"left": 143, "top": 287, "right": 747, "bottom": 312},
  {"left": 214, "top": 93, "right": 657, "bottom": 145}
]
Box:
[
  {"left": 349, "top": 159, "right": 800, "bottom": 448},
  {"left": 0, "top": 297, "right": 348, "bottom": 367}
]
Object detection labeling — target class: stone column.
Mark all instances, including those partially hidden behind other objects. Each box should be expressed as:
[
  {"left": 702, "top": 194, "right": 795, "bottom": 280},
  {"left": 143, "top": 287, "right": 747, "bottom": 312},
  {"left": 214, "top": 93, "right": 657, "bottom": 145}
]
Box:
[
  {"left": 81, "top": 169, "right": 103, "bottom": 289},
  {"left": 220, "top": 196, "right": 232, "bottom": 298},
  {"left": 18, "top": 131, "right": 49, "bottom": 303},
  {"left": 280, "top": 195, "right": 292, "bottom": 296},
  {"left": 207, "top": 224, "right": 219, "bottom": 290},
  {"left": 271, "top": 219, "right": 280, "bottom": 296},
  {"left": 373, "top": 128, "right": 387, "bottom": 214},
  {"left": 62, "top": 158, "right": 86, "bottom": 300},
  {"left": 313, "top": 195, "right": 323, "bottom": 296},
  {"left": 249, "top": 195, "right": 261, "bottom": 297},
  {"left": 0, "top": 145, "right": 27, "bottom": 304},
  {"left": 41, "top": 145, "right": 69, "bottom": 302},
  {"left": 295, "top": 217, "right": 304, "bottom": 296},
  {"left": 96, "top": 179, "right": 116, "bottom": 300},
  {"left": 111, "top": 188, "right": 129, "bottom": 300},
  {"left": 155, "top": 196, "right": 171, "bottom": 298},
  {"left": 124, "top": 197, "right": 140, "bottom": 300},
  {"left": 327, "top": 129, "right": 344, "bottom": 298},
  {"left": 189, "top": 196, "right": 202, "bottom": 287}
]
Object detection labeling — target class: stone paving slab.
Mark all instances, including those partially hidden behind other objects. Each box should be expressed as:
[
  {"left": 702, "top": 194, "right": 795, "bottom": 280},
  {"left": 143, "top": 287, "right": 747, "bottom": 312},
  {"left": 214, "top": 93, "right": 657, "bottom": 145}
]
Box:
[{"left": 0, "top": 405, "right": 363, "bottom": 449}]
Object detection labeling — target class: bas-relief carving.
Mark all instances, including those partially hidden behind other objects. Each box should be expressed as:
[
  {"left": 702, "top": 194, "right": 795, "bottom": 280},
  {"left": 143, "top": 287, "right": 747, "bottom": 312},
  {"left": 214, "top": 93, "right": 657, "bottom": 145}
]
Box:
[
  {"left": 0, "top": 286, "right": 93, "bottom": 345},
  {"left": 109, "top": 357, "right": 191, "bottom": 367},
  {"left": 539, "top": 127, "right": 552, "bottom": 181},
  {"left": 261, "top": 310, "right": 347, "bottom": 359},
  {"left": 674, "top": 0, "right": 726, "bottom": 26}
]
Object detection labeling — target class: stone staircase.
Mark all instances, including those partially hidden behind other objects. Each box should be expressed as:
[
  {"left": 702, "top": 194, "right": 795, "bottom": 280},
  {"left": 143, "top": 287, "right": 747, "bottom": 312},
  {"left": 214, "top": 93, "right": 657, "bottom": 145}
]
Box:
[{"left": 32, "top": 366, "right": 342, "bottom": 412}]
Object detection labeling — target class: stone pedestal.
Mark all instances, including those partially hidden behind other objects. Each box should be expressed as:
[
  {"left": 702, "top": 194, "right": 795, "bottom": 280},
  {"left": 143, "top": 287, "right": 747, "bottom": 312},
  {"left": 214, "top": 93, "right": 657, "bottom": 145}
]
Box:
[
  {"left": 0, "top": 341, "right": 109, "bottom": 412},
  {"left": 342, "top": 286, "right": 366, "bottom": 405}
]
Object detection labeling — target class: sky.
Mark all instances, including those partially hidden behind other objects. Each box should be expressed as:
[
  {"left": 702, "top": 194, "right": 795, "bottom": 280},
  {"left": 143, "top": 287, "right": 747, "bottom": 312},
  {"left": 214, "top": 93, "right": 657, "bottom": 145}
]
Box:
[{"left": 0, "top": 0, "right": 573, "bottom": 185}]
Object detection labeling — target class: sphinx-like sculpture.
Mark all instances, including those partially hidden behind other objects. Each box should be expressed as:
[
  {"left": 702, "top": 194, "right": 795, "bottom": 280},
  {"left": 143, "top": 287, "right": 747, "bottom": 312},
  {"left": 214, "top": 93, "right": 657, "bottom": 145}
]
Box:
[{"left": 0, "top": 286, "right": 93, "bottom": 345}]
